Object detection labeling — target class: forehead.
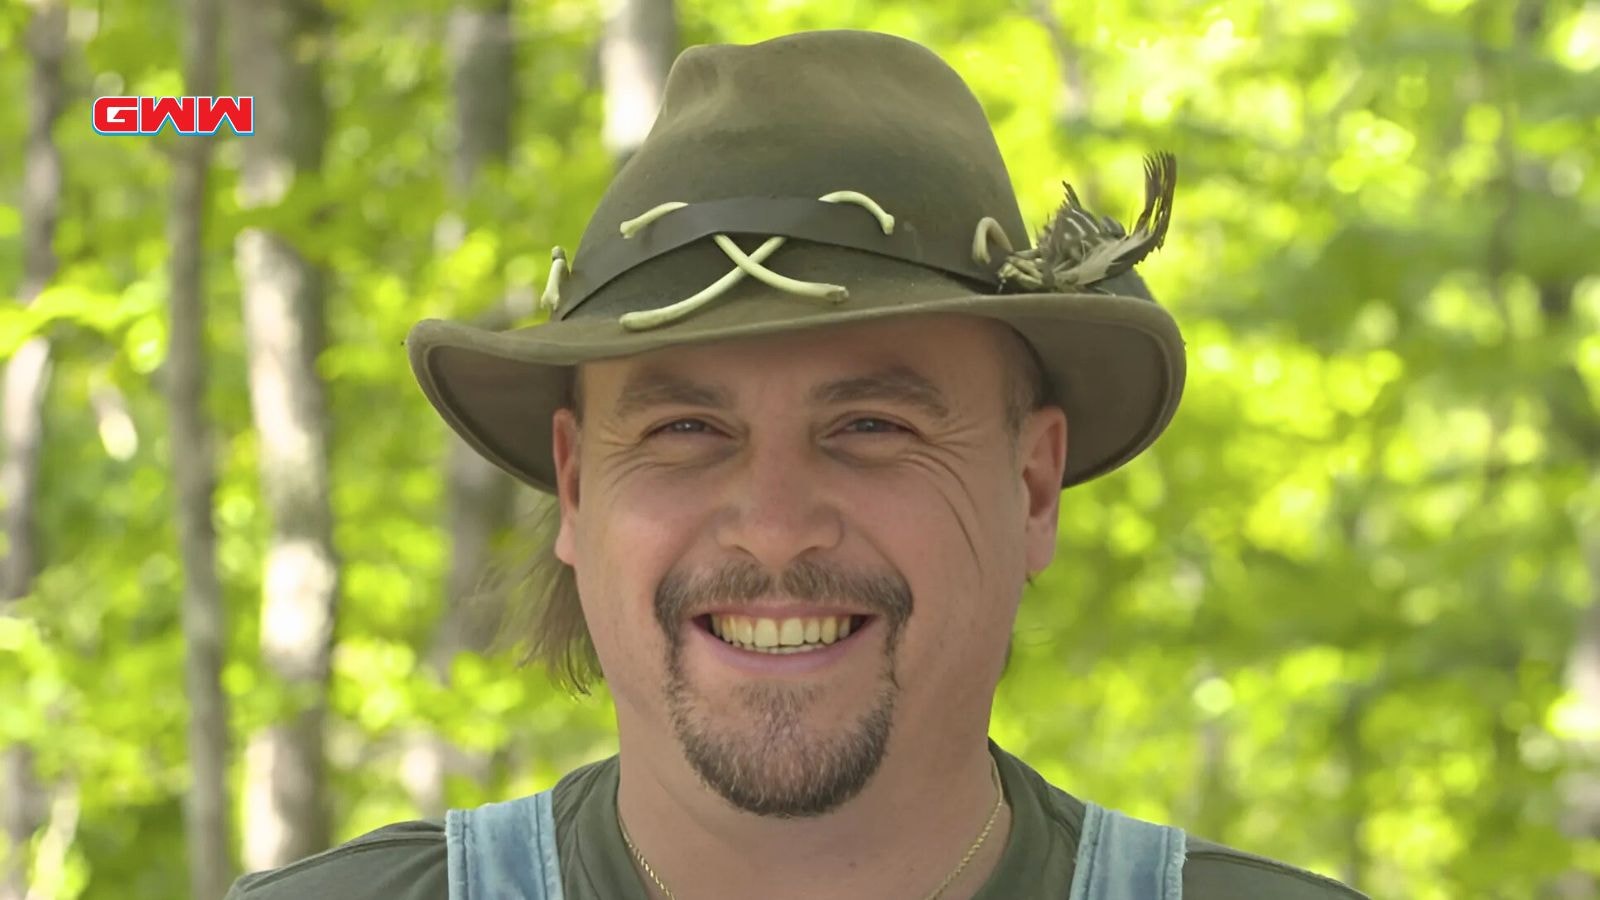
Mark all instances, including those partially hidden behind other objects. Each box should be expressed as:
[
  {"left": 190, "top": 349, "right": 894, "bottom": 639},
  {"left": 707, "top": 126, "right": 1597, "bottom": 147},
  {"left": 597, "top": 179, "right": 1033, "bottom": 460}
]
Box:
[{"left": 578, "top": 315, "right": 1014, "bottom": 409}]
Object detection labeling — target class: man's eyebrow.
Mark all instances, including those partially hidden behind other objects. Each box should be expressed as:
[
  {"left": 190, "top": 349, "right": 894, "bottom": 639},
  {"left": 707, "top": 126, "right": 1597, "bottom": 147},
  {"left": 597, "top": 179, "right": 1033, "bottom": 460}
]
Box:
[
  {"left": 810, "top": 366, "right": 951, "bottom": 420},
  {"left": 610, "top": 368, "right": 734, "bottom": 420}
]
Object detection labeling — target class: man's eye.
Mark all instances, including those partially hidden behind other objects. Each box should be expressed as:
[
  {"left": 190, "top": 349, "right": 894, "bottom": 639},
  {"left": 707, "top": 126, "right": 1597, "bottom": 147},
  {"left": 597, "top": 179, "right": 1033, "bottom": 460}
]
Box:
[
  {"left": 649, "top": 418, "right": 713, "bottom": 437},
  {"left": 840, "top": 418, "right": 908, "bottom": 435}
]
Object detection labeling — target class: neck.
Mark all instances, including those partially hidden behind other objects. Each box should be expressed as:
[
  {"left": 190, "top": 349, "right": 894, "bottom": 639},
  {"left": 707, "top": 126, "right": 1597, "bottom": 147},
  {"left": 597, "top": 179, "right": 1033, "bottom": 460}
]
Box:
[{"left": 615, "top": 732, "right": 1010, "bottom": 900}]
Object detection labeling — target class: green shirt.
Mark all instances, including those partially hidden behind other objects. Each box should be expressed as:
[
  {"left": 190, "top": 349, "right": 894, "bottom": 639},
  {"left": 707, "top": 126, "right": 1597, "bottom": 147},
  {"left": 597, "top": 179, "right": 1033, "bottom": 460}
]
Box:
[{"left": 225, "top": 744, "right": 1368, "bottom": 899}]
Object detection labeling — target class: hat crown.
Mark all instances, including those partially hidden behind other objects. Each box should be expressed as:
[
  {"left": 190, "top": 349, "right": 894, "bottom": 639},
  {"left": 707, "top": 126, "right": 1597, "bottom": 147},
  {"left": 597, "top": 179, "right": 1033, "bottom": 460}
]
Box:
[
  {"left": 407, "top": 32, "right": 1186, "bottom": 496},
  {"left": 567, "top": 30, "right": 1030, "bottom": 316}
]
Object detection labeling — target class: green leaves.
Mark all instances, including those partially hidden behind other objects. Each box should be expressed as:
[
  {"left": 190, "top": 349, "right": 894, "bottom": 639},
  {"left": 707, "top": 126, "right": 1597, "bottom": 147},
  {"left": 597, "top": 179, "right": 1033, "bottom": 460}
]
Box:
[{"left": 2, "top": 0, "right": 1595, "bottom": 897}]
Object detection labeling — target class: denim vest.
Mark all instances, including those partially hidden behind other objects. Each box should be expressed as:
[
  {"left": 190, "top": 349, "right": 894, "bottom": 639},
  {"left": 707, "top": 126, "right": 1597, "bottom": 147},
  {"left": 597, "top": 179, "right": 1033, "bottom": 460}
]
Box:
[{"left": 445, "top": 790, "right": 1185, "bottom": 900}]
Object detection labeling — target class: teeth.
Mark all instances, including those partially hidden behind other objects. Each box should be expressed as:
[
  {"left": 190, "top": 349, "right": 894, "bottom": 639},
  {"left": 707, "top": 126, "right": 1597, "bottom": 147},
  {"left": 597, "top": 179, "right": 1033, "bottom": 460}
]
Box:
[
  {"left": 779, "top": 619, "right": 805, "bottom": 646},
  {"left": 708, "top": 615, "right": 859, "bottom": 652},
  {"left": 753, "top": 619, "right": 779, "bottom": 648}
]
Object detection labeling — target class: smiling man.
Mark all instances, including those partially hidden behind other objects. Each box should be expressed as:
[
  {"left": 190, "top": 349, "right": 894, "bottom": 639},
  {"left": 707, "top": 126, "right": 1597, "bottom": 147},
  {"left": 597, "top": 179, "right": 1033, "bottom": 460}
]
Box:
[
  {"left": 564, "top": 318, "right": 1051, "bottom": 882},
  {"left": 226, "top": 29, "right": 1367, "bottom": 900}
]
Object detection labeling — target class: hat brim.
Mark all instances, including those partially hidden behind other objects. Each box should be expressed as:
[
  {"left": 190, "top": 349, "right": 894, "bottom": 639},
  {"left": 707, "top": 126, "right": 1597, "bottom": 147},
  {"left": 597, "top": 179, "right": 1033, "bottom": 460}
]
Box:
[{"left": 407, "top": 282, "right": 1184, "bottom": 493}]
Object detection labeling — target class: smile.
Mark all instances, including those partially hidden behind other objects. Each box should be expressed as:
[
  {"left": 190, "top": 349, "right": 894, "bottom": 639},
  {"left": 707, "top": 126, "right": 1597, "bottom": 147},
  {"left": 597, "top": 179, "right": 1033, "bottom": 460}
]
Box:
[{"left": 700, "top": 614, "right": 869, "bottom": 655}]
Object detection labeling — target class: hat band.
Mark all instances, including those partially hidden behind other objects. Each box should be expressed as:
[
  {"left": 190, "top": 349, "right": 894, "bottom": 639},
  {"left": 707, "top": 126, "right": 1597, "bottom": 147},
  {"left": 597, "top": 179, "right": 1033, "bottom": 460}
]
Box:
[{"left": 555, "top": 195, "right": 1001, "bottom": 321}]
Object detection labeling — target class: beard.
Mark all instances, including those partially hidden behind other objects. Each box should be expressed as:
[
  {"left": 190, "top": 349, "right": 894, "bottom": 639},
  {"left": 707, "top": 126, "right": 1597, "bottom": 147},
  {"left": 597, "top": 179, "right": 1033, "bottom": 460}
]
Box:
[{"left": 655, "top": 558, "right": 912, "bottom": 818}]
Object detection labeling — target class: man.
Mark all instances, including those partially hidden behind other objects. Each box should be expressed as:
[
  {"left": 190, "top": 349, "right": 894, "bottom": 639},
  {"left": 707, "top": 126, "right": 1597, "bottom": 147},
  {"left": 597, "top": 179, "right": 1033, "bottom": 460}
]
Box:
[{"left": 226, "top": 29, "right": 1367, "bottom": 900}]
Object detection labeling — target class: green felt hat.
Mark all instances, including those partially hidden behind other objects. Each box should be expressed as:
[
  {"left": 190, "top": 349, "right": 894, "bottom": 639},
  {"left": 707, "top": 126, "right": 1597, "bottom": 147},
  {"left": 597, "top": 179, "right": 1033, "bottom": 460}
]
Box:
[{"left": 407, "top": 29, "right": 1185, "bottom": 494}]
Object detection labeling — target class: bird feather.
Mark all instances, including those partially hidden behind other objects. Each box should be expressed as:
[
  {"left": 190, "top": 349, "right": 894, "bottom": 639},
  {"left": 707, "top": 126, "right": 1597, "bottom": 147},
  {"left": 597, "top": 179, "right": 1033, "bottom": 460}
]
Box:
[{"left": 997, "top": 151, "right": 1178, "bottom": 293}]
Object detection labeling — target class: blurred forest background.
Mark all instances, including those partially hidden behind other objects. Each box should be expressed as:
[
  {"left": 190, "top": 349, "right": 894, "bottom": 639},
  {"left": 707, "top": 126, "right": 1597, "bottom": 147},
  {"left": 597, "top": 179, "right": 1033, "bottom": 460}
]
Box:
[{"left": 0, "top": 0, "right": 1597, "bottom": 897}]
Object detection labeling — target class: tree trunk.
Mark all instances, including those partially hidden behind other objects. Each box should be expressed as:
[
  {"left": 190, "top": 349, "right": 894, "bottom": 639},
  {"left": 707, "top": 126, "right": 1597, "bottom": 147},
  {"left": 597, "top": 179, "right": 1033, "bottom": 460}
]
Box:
[
  {"left": 1338, "top": 690, "right": 1370, "bottom": 889},
  {"left": 167, "top": 0, "right": 236, "bottom": 893},
  {"left": 447, "top": 1, "right": 515, "bottom": 194},
  {"left": 1564, "top": 564, "right": 1600, "bottom": 900},
  {"left": 600, "top": 0, "right": 677, "bottom": 166},
  {"left": 399, "top": 0, "right": 519, "bottom": 820},
  {"left": 1028, "top": 0, "right": 1090, "bottom": 121},
  {"left": 1027, "top": 1, "right": 1100, "bottom": 200},
  {"left": 0, "top": 4, "right": 66, "bottom": 898},
  {"left": 1466, "top": 1, "right": 1600, "bottom": 896},
  {"left": 1548, "top": 276, "right": 1600, "bottom": 900},
  {"left": 230, "top": 0, "right": 338, "bottom": 872},
  {"left": 441, "top": 0, "right": 516, "bottom": 662}
]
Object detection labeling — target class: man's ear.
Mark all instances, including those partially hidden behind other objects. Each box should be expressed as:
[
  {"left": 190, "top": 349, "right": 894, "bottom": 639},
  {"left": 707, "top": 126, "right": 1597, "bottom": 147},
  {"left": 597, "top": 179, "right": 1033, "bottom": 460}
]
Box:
[
  {"left": 552, "top": 408, "right": 581, "bottom": 566},
  {"left": 1019, "top": 406, "right": 1067, "bottom": 575}
]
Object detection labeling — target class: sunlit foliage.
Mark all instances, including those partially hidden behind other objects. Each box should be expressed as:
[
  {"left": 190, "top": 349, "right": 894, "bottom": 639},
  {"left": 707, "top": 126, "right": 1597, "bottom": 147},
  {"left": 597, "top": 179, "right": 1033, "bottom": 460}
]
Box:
[{"left": 0, "top": 0, "right": 1596, "bottom": 897}]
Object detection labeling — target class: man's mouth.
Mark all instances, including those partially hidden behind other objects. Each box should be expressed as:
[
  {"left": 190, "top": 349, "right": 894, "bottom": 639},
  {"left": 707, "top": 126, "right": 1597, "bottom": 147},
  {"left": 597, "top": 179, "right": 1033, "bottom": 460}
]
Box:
[{"left": 697, "top": 614, "right": 869, "bottom": 655}]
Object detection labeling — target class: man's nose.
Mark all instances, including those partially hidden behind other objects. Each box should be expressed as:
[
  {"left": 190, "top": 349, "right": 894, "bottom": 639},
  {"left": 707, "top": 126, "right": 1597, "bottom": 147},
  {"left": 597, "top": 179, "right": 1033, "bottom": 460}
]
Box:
[{"left": 713, "top": 437, "right": 843, "bottom": 571}]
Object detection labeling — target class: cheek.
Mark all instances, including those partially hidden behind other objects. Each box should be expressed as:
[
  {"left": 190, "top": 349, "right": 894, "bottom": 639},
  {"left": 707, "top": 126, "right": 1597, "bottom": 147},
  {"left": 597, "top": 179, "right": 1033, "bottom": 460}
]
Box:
[
  {"left": 866, "top": 456, "right": 1024, "bottom": 566},
  {"left": 847, "top": 466, "right": 1025, "bottom": 676},
  {"left": 848, "top": 469, "right": 1019, "bottom": 620},
  {"left": 570, "top": 473, "right": 709, "bottom": 653}
]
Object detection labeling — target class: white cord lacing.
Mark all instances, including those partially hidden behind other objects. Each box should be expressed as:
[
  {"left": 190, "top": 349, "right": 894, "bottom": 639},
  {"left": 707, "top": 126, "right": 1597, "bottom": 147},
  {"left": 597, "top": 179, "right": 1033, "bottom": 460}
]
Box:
[
  {"left": 539, "top": 200, "right": 1021, "bottom": 327},
  {"left": 970, "top": 216, "right": 1013, "bottom": 266},
  {"left": 536, "top": 191, "right": 898, "bottom": 331}
]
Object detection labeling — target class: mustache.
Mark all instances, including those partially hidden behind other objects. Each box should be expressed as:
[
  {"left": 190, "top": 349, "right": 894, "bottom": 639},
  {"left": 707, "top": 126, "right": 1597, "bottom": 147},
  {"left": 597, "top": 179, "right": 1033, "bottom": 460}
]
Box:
[{"left": 654, "top": 558, "right": 913, "bottom": 632}]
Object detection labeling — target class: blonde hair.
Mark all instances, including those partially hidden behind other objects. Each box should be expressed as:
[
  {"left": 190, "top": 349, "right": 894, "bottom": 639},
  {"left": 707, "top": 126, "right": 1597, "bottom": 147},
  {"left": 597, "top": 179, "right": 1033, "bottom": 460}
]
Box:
[{"left": 482, "top": 496, "right": 601, "bottom": 694}]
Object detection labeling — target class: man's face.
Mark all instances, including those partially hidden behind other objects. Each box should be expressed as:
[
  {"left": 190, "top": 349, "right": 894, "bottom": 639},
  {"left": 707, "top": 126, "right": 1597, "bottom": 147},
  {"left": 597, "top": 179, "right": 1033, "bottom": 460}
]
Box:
[{"left": 551, "top": 314, "right": 1066, "bottom": 817}]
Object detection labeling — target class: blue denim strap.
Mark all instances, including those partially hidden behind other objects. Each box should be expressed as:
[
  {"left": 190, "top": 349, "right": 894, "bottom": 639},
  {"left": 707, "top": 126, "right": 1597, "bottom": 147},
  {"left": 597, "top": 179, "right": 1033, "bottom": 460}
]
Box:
[
  {"left": 1067, "top": 801, "right": 1187, "bottom": 900},
  {"left": 446, "top": 789, "right": 564, "bottom": 900}
]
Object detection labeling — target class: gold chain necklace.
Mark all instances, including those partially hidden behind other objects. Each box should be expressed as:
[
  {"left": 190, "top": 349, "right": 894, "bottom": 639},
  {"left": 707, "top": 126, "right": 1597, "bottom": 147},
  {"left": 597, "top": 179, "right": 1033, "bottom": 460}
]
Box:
[{"left": 619, "top": 756, "right": 1005, "bottom": 900}]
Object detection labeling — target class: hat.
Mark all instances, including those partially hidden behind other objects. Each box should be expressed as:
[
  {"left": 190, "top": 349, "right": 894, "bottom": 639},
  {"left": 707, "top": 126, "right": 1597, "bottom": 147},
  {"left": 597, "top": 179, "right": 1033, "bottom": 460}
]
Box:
[{"left": 407, "top": 29, "right": 1185, "bottom": 493}]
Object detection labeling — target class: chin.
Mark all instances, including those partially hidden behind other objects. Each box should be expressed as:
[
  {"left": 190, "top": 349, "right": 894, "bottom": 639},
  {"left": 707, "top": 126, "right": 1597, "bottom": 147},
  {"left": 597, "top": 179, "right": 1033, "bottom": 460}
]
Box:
[{"left": 667, "top": 680, "right": 898, "bottom": 818}]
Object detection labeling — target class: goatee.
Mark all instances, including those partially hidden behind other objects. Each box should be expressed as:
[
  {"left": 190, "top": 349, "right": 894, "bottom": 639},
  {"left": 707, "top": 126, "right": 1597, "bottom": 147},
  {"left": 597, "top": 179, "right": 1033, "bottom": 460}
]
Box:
[{"left": 655, "top": 558, "right": 911, "bottom": 817}]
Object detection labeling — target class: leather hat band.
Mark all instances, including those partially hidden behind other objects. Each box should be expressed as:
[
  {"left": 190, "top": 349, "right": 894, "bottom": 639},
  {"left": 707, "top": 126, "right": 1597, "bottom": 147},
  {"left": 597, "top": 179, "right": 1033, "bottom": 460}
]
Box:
[{"left": 558, "top": 196, "right": 999, "bottom": 320}]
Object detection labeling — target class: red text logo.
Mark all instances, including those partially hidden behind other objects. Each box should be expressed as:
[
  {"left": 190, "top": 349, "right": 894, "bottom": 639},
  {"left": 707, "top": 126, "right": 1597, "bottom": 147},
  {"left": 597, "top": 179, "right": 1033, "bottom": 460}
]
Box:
[{"left": 92, "top": 96, "right": 254, "bottom": 135}]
